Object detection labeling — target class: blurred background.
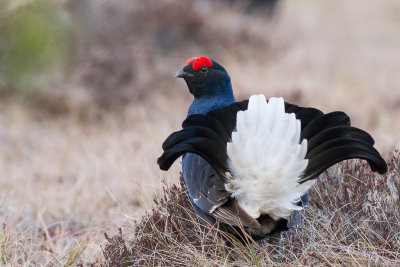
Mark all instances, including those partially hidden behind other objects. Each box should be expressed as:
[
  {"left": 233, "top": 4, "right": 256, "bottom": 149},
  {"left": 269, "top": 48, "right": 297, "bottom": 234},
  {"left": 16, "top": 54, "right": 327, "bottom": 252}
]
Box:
[{"left": 1, "top": 0, "right": 399, "bottom": 264}]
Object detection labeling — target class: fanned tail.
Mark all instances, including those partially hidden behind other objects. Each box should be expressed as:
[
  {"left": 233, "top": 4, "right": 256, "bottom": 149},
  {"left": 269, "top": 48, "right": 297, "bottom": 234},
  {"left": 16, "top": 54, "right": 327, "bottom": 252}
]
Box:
[{"left": 157, "top": 96, "right": 387, "bottom": 215}]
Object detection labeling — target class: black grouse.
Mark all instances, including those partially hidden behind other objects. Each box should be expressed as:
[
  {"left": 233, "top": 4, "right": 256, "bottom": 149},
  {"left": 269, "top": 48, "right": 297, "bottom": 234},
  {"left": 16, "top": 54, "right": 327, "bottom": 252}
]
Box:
[{"left": 157, "top": 56, "right": 387, "bottom": 238}]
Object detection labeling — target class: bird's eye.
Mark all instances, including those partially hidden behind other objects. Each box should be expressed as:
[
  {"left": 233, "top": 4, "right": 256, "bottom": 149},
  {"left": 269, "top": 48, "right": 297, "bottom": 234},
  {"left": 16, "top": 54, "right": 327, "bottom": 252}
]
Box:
[{"left": 200, "top": 67, "right": 208, "bottom": 73}]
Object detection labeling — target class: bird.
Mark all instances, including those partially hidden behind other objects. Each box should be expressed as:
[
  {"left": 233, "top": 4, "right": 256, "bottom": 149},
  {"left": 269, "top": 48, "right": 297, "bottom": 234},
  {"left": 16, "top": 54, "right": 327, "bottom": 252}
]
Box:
[{"left": 157, "top": 56, "right": 387, "bottom": 239}]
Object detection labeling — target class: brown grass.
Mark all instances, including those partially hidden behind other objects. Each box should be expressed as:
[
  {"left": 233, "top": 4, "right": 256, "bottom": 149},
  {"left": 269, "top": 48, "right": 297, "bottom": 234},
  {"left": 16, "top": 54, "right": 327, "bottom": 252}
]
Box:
[{"left": 102, "top": 155, "right": 400, "bottom": 266}]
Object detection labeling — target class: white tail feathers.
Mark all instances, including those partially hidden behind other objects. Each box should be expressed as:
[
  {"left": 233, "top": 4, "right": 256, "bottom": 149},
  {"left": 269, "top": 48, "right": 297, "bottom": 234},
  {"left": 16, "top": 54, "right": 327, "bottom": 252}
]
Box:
[{"left": 226, "top": 95, "right": 313, "bottom": 220}]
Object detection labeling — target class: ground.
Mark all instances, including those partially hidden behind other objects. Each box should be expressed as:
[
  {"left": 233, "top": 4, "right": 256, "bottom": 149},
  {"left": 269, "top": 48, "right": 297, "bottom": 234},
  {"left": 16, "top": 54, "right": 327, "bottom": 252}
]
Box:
[{"left": 0, "top": 0, "right": 399, "bottom": 265}]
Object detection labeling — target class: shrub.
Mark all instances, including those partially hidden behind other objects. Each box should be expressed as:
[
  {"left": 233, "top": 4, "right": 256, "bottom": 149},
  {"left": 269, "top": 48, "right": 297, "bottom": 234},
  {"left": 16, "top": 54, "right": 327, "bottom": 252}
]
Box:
[{"left": 102, "top": 152, "right": 400, "bottom": 266}]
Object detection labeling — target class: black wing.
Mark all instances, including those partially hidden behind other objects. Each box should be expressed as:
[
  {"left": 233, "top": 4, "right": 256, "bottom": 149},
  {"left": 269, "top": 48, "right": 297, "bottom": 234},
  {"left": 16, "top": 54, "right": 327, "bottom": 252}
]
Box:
[{"left": 183, "top": 154, "right": 260, "bottom": 229}]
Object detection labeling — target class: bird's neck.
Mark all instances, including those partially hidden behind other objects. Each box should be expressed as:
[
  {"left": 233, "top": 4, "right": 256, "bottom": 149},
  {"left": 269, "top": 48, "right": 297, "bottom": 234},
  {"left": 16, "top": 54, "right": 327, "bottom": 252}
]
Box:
[
  {"left": 188, "top": 93, "right": 235, "bottom": 116},
  {"left": 187, "top": 79, "right": 235, "bottom": 116}
]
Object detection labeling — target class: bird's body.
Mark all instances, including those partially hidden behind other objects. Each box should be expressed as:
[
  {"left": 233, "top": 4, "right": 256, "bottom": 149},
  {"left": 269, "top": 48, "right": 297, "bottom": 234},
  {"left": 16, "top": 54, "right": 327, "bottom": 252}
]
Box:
[{"left": 158, "top": 56, "right": 387, "bottom": 238}]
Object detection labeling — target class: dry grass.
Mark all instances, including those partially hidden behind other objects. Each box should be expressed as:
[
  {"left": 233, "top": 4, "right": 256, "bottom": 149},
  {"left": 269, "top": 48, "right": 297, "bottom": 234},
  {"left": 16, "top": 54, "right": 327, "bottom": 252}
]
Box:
[
  {"left": 1, "top": 0, "right": 400, "bottom": 265},
  {"left": 102, "top": 156, "right": 400, "bottom": 266},
  {"left": 0, "top": 103, "right": 177, "bottom": 265}
]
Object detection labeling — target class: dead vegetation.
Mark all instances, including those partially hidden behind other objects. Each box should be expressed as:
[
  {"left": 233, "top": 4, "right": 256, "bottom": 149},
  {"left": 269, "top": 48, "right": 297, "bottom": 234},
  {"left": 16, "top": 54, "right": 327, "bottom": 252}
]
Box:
[{"left": 102, "top": 153, "right": 400, "bottom": 266}]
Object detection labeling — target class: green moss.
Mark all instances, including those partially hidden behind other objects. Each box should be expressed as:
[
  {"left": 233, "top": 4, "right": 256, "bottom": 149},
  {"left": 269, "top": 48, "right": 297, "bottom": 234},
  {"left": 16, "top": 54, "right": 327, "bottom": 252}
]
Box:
[{"left": 0, "top": 1, "right": 72, "bottom": 93}]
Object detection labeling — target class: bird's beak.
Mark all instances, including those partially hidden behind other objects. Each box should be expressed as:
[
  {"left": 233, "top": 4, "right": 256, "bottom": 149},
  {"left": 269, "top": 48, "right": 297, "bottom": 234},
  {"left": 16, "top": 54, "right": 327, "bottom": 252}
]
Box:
[{"left": 175, "top": 68, "right": 193, "bottom": 78}]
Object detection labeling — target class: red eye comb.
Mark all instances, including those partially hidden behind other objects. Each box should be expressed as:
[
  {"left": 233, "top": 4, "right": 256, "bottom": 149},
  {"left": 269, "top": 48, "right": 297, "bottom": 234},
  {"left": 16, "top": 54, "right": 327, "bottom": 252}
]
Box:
[{"left": 185, "top": 56, "right": 212, "bottom": 70}]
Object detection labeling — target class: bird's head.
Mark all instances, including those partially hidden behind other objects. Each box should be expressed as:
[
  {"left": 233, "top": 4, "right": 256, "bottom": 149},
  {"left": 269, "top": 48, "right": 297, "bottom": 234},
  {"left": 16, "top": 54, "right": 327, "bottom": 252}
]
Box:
[{"left": 175, "top": 56, "right": 232, "bottom": 98}]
